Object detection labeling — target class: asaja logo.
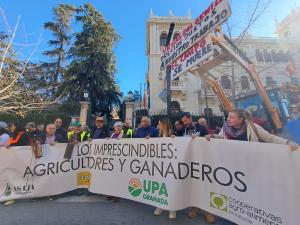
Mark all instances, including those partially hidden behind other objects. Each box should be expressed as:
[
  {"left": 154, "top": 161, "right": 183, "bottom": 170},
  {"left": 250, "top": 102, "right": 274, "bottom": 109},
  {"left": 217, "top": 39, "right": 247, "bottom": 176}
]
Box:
[
  {"left": 210, "top": 192, "right": 228, "bottom": 212},
  {"left": 2, "top": 183, "right": 34, "bottom": 196},
  {"left": 4, "top": 184, "right": 11, "bottom": 196},
  {"left": 77, "top": 172, "right": 91, "bottom": 187},
  {"left": 128, "top": 178, "right": 142, "bottom": 197}
]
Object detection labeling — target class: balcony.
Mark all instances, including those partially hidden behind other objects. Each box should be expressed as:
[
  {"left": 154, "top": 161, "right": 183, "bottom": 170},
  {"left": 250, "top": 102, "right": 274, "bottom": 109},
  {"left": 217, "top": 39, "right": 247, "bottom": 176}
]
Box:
[
  {"left": 203, "top": 88, "right": 233, "bottom": 97},
  {"left": 171, "top": 81, "right": 186, "bottom": 91}
]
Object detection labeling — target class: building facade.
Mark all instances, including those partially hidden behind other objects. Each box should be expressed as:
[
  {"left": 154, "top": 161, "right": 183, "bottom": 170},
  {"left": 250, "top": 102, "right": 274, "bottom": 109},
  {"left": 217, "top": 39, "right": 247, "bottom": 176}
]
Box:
[{"left": 146, "top": 8, "right": 300, "bottom": 116}]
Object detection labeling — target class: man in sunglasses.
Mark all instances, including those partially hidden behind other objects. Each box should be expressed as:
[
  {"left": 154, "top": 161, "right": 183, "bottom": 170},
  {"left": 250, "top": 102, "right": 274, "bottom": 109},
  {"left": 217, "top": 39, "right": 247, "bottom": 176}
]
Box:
[{"left": 91, "top": 117, "right": 109, "bottom": 139}]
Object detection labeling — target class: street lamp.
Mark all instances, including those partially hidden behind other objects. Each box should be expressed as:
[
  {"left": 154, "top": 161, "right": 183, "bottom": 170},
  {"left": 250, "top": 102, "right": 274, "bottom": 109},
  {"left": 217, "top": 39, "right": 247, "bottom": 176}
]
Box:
[
  {"left": 128, "top": 90, "right": 133, "bottom": 101},
  {"left": 83, "top": 90, "right": 89, "bottom": 101}
]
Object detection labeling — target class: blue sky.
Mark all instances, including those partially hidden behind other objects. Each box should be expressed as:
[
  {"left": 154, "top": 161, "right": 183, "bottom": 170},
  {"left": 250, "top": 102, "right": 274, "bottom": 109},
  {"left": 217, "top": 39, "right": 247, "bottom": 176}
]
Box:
[{"left": 0, "top": 0, "right": 299, "bottom": 95}]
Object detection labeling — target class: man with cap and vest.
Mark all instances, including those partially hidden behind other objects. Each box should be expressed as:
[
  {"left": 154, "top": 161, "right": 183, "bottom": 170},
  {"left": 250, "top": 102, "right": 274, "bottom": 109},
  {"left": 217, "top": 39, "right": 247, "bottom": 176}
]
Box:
[{"left": 91, "top": 117, "right": 109, "bottom": 139}]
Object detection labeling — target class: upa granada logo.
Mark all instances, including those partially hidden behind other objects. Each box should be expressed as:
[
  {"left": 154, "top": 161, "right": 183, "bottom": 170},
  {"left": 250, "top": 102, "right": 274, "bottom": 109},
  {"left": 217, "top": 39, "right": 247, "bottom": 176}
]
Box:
[
  {"left": 210, "top": 192, "right": 228, "bottom": 212},
  {"left": 128, "top": 178, "right": 143, "bottom": 197},
  {"left": 127, "top": 178, "right": 168, "bottom": 206},
  {"left": 77, "top": 172, "right": 91, "bottom": 187}
]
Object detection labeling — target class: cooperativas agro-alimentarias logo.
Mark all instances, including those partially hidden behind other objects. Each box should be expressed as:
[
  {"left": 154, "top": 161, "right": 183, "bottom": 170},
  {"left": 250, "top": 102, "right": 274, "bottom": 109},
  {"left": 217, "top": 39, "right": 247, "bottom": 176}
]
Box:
[
  {"left": 128, "top": 178, "right": 168, "bottom": 206},
  {"left": 210, "top": 192, "right": 228, "bottom": 212}
]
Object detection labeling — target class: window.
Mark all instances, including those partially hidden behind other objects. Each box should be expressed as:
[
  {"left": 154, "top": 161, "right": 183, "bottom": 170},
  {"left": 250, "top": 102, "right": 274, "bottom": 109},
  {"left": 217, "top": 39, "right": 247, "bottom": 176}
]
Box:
[
  {"left": 221, "top": 76, "right": 232, "bottom": 89},
  {"left": 255, "top": 49, "right": 264, "bottom": 62},
  {"left": 284, "top": 31, "right": 289, "bottom": 38},
  {"left": 263, "top": 49, "right": 272, "bottom": 62},
  {"left": 160, "top": 33, "right": 168, "bottom": 47},
  {"left": 241, "top": 76, "right": 250, "bottom": 90}
]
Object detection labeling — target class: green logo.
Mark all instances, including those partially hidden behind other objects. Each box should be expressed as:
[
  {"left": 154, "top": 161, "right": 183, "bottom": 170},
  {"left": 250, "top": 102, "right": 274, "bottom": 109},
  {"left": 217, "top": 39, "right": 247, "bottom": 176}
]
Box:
[
  {"left": 210, "top": 192, "right": 227, "bottom": 212},
  {"left": 4, "top": 184, "right": 12, "bottom": 196},
  {"left": 128, "top": 178, "right": 142, "bottom": 197}
]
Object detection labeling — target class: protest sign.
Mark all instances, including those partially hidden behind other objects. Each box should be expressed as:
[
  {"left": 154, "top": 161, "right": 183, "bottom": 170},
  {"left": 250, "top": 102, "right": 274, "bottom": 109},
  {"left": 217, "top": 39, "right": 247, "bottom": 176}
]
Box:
[{"left": 0, "top": 138, "right": 299, "bottom": 225}]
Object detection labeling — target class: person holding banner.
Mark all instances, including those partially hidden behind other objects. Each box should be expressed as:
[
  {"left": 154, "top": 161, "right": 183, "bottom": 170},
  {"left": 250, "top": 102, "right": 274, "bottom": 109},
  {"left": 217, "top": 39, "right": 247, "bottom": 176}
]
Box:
[
  {"left": 179, "top": 113, "right": 215, "bottom": 223},
  {"left": 205, "top": 109, "right": 299, "bottom": 151},
  {"left": 134, "top": 116, "right": 159, "bottom": 138},
  {"left": 153, "top": 117, "right": 177, "bottom": 219},
  {"left": 180, "top": 112, "right": 208, "bottom": 137}
]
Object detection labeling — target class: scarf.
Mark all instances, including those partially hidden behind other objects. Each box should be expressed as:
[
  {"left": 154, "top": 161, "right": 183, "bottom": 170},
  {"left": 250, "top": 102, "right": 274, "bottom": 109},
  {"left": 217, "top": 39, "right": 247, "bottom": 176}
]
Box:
[{"left": 223, "top": 121, "right": 247, "bottom": 139}]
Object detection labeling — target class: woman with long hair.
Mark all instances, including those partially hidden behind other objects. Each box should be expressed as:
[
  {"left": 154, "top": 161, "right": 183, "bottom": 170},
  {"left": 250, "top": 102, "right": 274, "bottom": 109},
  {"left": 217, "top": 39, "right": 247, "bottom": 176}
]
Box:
[
  {"left": 206, "top": 109, "right": 298, "bottom": 150},
  {"left": 153, "top": 117, "right": 177, "bottom": 219}
]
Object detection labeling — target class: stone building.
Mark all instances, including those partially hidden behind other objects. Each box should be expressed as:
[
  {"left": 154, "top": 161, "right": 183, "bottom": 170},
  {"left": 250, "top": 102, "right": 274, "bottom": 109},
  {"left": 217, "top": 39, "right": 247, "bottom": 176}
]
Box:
[{"left": 146, "top": 8, "right": 300, "bottom": 116}]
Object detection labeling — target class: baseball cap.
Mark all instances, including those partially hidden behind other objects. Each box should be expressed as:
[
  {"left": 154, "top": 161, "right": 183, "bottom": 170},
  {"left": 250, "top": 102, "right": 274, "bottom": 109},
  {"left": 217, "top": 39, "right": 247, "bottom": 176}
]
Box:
[
  {"left": 71, "top": 121, "right": 81, "bottom": 127},
  {"left": 25, "top": 122, "right": 36, "bottom": 129}
]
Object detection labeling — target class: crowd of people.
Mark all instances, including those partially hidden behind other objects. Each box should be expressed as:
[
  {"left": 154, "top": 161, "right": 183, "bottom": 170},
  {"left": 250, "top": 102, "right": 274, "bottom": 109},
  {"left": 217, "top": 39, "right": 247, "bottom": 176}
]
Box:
[{"left": 0, "top": 109, "right": 299, "bottom": 224}]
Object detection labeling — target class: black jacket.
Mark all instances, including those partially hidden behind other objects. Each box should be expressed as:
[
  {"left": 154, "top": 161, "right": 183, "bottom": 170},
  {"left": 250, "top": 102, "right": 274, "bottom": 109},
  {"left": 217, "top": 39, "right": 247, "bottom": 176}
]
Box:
[
  {"left": 91, "top": 126, "right": 109, "bottom": 139},
  {"left": 28, "top": 130, "right": 46, "bottom": 144},
  {"left": 55, "top": 127, "right": 68, "bottom": 142},
  {"left": 183, "top": 123, "right": 208, "bottom": 137}
]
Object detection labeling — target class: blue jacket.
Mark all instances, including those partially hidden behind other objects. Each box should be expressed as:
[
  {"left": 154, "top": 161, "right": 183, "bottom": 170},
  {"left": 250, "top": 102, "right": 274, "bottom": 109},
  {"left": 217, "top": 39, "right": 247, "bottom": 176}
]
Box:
[{"left": 134, "top": 126, "right": 159, "bottom": 138}]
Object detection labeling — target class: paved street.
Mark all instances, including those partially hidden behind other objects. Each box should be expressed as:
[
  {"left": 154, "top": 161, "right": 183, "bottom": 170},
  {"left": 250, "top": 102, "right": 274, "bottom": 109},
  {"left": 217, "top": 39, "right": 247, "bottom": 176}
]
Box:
[{"left": 0, "top": 195, "right": 234, "bottom": 225}]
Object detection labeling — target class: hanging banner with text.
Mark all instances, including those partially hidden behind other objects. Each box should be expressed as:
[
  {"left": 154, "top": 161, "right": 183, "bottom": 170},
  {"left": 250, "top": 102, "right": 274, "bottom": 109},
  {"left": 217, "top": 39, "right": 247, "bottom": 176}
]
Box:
[
  {"left": 170, "top": 38, "right": 213, "bottom": 80},
  {"left": 0, "top": 138, "right": 299, "bottom": 225},
  {"left": 160, "top": 0, "right": 231, "bottom": 71}
]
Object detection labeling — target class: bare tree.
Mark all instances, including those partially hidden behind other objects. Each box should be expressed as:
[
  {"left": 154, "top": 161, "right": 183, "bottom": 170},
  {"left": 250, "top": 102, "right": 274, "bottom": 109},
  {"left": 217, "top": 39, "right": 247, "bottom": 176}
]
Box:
[{"left": 0, "top": 13, "right": 57, "bottom": 116}]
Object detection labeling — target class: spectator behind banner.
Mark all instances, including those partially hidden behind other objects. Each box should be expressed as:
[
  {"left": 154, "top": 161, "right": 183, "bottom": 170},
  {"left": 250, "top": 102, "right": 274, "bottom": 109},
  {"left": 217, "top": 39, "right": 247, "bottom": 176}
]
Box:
[
  {"left": 153, "top": 117, "right": 176, "bottom": 219},
  {"left": 68, "top": 122, "right": 89, "bottom": 142},
  {"left": 180, "top": 112, "right": 208, "bottom": 137},
  {"left": 25, "top": 122, "right": 44, "bottom": 158},
  {"left": 174, "top": 120, "right": 184, "bottom": 137},
  {"left": 25, "top": 122, "right": 45, "bottom": 144},
  {"left": 54, "top": 118, "right": 68, "bottom": 142},
  {"left": 198, "top": 117, "right": 213, "bottom": 135},
  {"left": 111, "top": 121, "right": 123, "bottom": 139},
  {"left": 122, "top": 121, "right": 133, "bottom": 138},
  {"left": 7, "top": 123, "right": 29, "bottom": 146},
  {"left": 37, "top": 123, "right": 45, "bottom": 132},
  {"left": 45, "top": 124, "right": 65, "bottom": 145},
  {"left": 134, "top": 116, "right": 158, "bottom": 138},
  {"left": 91, "top": 117, "right": 109, "bottom": 139},
  {"left": 0, "top": 122, "right": 10, "bottom": 147}
]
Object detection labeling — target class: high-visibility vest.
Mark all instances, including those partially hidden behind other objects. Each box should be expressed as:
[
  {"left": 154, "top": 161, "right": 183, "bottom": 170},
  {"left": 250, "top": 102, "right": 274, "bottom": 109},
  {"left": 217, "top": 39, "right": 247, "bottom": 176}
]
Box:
[
  {"left": 67, "top": 131, "right": 75, "bottom": 140},
  {"left": 80, "top": 131, "right": 91, "bottom": 142},
  {"left": 122, "top": 128, "right": 133, "bottom": 138}
]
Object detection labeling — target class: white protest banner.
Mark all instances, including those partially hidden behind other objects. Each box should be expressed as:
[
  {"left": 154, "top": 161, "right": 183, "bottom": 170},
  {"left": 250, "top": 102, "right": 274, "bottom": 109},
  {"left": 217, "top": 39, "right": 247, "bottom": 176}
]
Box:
[
  {"left": 0, "top": 138, "right": 299, "bottom": 225},
  {"left": 160, "top": 0, "right": 231, "bottom": 71},
  {"left": 170, "top": 38, "right": 213, "bottom": 80}
]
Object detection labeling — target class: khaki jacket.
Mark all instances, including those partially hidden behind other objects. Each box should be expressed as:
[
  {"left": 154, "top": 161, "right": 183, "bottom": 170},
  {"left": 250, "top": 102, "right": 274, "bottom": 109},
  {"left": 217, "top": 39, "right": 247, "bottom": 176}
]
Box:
[{"left": 214, "top": 123, "right": 288, "bottom": 145}]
